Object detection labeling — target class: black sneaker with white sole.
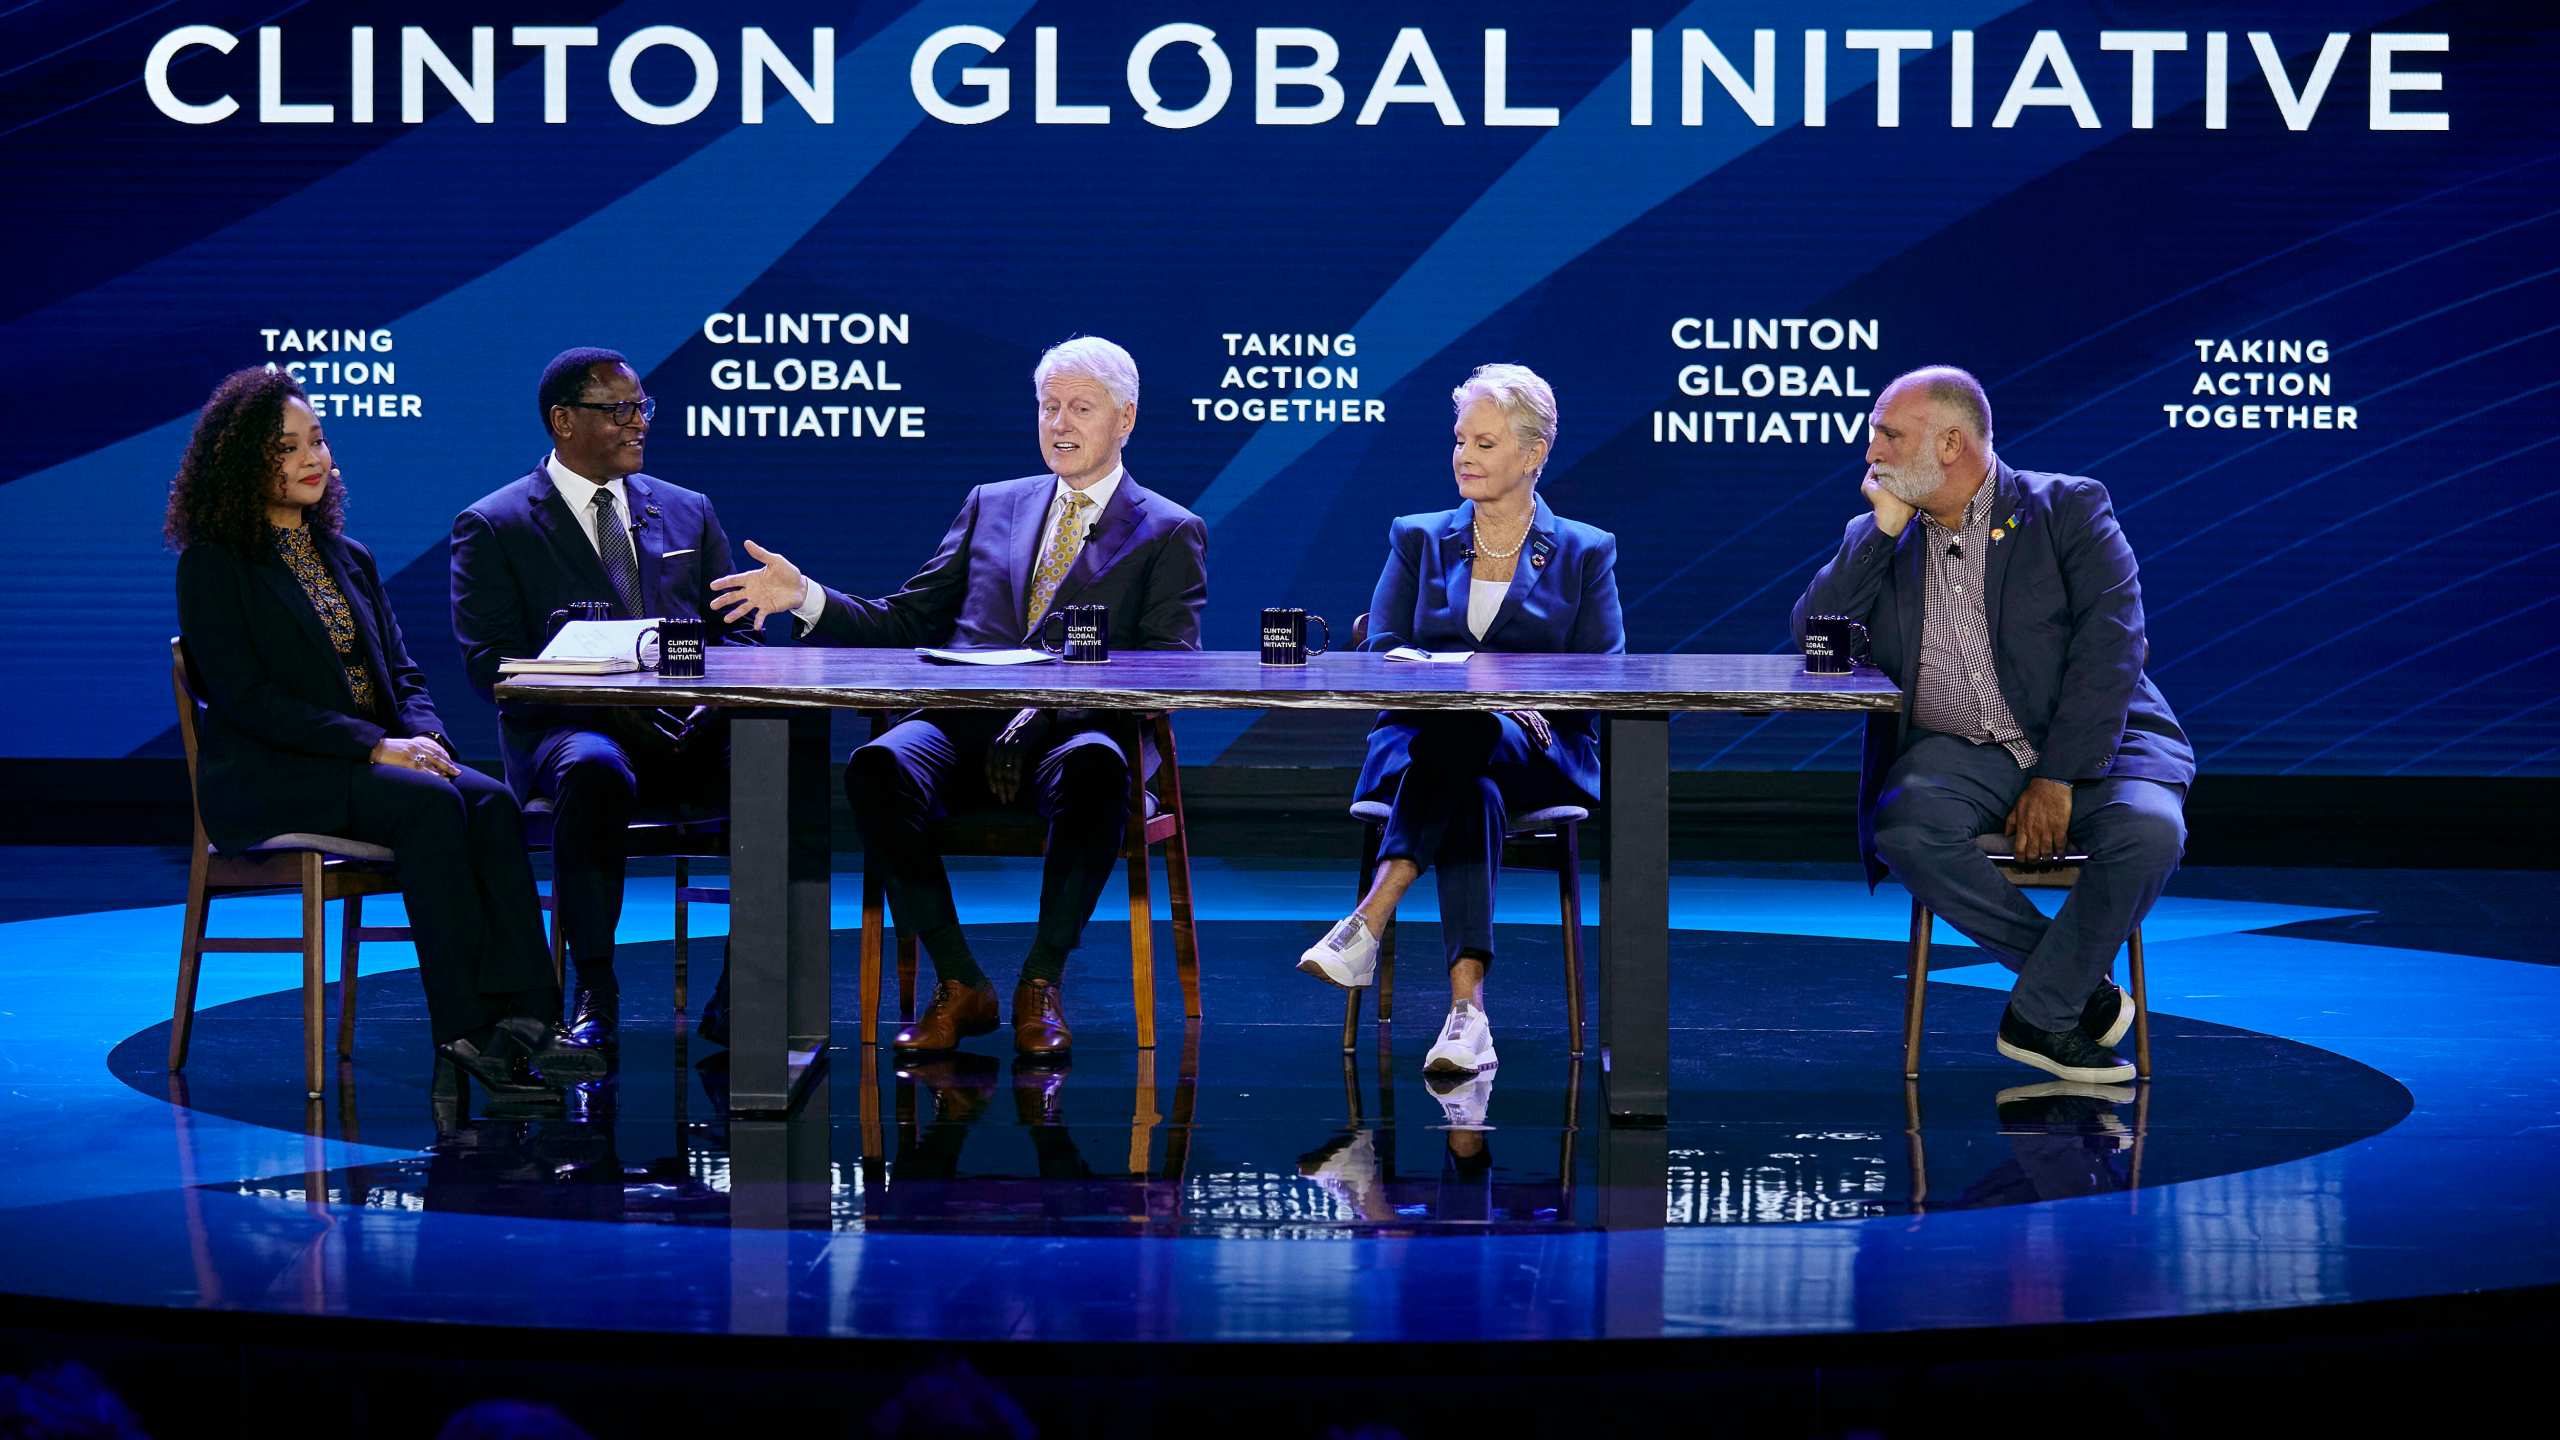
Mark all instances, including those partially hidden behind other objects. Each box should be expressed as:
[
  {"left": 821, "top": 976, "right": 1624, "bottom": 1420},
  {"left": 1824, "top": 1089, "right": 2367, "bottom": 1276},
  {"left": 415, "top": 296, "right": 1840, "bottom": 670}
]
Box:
[
  {"left": 1995, "top": 1005, "right": 2136, "bottom": 1084},
  {"left": 2079, "top": 980, "right": 2136, "bottom": 1050}
]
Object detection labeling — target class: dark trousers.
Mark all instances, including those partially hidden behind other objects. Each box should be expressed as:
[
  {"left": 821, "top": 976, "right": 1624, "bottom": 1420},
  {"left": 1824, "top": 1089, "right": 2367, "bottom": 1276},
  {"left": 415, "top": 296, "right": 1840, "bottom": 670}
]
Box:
[
  {"left": 341, "top": 762, "right": 557, "bottom": 1044},
  {"left": 846, "top": 711, "right": 1130, "bottom": 982},
  {"left": 1873, "top": 732, "right": 2188, "bottom": 1031},
  {"left": 1366, "top": 711, "right": 1586, "bottom": 971},
  {"left": 527, "top": 725, "right": 726, "bottom": 982}
]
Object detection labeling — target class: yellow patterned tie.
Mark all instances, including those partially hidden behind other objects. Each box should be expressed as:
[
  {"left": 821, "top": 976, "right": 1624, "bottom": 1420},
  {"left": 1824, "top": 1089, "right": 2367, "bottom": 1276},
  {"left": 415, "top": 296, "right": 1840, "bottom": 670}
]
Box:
[{"left": 1024, "top": 491, "right": 1095, "bottom": 630}]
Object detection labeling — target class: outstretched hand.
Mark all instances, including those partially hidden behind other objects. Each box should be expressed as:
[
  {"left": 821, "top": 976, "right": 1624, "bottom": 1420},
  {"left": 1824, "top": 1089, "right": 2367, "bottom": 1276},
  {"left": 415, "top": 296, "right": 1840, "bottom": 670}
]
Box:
[{"left": 710, "top": 539, "right": 806, "bottom": 630}]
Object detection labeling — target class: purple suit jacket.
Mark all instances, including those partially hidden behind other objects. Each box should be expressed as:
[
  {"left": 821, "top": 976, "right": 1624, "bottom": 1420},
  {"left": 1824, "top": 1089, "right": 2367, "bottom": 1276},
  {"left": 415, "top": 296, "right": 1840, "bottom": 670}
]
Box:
[{"left": 805, "top": 472, "right": 1207, "bottom": 654}]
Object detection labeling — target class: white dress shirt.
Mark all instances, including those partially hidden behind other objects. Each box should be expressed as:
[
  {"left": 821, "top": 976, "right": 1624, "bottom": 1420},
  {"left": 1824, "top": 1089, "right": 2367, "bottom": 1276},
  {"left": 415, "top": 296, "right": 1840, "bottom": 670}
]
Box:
[
  {"left": 789, "top": 465, "right": 1125, "bottom": 627},
  {"left": 544, "top": 451, "right": 631, "bottom": 558}
]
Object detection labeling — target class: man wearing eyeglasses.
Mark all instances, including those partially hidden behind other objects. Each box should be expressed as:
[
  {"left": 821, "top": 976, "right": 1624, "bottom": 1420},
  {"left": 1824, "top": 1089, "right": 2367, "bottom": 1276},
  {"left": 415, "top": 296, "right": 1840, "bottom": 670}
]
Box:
[{"left": 449, "top": 347, "right": 748, "bottom": 1058}]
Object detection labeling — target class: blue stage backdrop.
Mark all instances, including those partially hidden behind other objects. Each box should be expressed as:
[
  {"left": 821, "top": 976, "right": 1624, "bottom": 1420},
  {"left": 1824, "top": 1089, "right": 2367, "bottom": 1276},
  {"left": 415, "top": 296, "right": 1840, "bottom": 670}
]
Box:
[{"left": 4, "top": 1, "right": 2552, "bottom": 775}]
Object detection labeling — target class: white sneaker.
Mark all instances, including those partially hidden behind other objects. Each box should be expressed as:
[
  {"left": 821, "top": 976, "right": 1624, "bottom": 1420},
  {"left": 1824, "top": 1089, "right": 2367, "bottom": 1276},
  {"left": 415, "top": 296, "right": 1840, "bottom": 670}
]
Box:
[
  {"left": 1423, "top": 1001, "right": 1498, "bottom": 1075},
  {"left": 1297, "top": 914, "right": 1378, "bottom": 988},
  {"left": 1427, "top": 1069, "right": 1496, "bottom": 1130}
]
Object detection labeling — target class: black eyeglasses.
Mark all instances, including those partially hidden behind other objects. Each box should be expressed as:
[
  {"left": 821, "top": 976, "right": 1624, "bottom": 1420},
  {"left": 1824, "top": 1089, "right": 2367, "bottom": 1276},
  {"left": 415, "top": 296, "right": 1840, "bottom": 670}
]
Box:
[{"left": 557, "top": 396, "right": 657, "bottom": 425}]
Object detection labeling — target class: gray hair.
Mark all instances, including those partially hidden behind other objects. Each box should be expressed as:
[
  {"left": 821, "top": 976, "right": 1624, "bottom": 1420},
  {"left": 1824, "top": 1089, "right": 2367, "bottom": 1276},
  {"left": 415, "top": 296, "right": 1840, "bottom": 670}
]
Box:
[
  {"left": 1033, "top": 335, "right": 1140, "bottom": 409},
  {"left": 1888, "top": 365, "right": 1994, "bottom": 447},
  {"left": 1450, "top": 363, "right": 1558, "bottom": 477}
]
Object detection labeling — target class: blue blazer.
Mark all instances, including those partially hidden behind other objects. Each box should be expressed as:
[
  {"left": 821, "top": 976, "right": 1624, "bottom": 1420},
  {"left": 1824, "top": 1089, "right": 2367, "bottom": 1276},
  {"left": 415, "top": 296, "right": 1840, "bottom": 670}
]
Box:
[
  {"left": 176, "top": 531, "right": 445, "bottom": 854},
  {"left": 1356, "top": 496, "right": 1625, "bottom": 803},
  {"left": 804, "top": 471, "right": 1208, "bottom": 654},
  {"left": 1791, "top": 460, "right": 2196, "bottom": 886},
  {"left": 449, "top": 462, "right": 751, "bottom": 793}
]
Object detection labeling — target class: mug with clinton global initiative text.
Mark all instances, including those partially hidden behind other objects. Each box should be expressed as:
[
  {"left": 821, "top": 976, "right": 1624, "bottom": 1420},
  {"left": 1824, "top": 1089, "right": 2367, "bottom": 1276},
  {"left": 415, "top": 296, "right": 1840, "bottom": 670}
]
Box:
[
  {"left": 1260, "top": 607, "right": 1330, "bottom": 666},
  {"left": 1038, "top": 604, "right": 1110, "bottom": 664},
  {"left": 1802, "top": 614, "right": 1870, "bottom": 676}
]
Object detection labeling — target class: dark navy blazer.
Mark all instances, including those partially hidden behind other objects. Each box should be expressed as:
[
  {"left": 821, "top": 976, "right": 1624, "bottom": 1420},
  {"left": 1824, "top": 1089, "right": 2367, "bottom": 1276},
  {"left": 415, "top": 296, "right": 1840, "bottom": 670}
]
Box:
[
  {"left": 804, "top": 471, "right": 1208, "bottom": 654},
  {"left": 1356, "top": 495, "right": 1626, "bottom": 804},
  {"left": 1791, "top": 460, "right": 2196, "bottom": 885},
  {"left": 176, "top": 531, "right": 444, "bottom": 854},
  {"left": 449, "top": 463, "right": 749, "bottom": 794}
]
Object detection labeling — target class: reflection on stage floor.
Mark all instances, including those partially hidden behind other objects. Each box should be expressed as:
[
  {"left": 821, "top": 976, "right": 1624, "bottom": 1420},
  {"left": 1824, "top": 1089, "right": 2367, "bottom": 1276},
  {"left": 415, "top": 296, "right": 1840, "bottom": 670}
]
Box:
[{"left": 133, "top": 923, "right": 2407, "bottom": 1240}]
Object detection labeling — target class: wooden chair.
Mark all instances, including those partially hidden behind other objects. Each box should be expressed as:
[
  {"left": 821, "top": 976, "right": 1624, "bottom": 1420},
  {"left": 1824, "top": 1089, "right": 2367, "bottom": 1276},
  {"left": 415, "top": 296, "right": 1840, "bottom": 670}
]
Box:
[
  {"left": 522, "top": 799, "right": 728, "bottom": 1008},
  {"left": 1903, "top": 834, "right": 2152, "bottom": 1079},
  {"left": 168, "top": 638, "right": 412, "bottom": 1098},
  {"left": 1338, "top": 614, "right": 1588, "bottom": 1056},
  {"left": 858, "top": 712, "right": 1202, "bottom": 1048}
]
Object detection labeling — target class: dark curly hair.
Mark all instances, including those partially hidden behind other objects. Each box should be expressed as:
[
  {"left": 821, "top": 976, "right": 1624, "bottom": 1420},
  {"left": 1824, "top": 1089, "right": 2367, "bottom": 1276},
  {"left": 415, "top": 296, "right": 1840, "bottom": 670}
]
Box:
[{"left": 163, "top": 366, "right": 346, "bottom": 552}]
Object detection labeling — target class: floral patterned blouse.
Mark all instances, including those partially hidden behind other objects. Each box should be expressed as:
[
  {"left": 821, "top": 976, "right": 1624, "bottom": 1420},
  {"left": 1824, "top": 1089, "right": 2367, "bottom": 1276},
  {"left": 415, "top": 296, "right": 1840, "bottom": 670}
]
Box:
[{"left": 270, "top": 525, "right": 381, "bottom": 716}]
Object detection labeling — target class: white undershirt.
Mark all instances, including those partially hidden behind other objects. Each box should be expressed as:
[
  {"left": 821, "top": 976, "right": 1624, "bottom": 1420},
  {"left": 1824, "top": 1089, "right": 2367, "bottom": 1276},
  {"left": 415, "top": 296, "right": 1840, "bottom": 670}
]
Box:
[{"left": 1467, "top": 578, "right": 1508, "bottom": 641}]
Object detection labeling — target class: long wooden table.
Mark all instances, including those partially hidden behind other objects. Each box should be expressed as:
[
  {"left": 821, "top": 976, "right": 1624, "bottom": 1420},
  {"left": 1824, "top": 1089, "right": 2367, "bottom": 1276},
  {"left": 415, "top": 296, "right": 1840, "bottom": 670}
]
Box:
[{"left": 500, "top": 649, "right": 1901, "bottom": 1120}]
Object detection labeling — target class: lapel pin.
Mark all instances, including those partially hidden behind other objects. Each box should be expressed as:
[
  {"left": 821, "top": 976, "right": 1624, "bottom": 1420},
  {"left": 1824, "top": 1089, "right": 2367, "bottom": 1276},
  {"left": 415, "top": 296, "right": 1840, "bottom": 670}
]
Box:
[{"left": 1531, "top": 551, "right": 1549, "bottom": 569}]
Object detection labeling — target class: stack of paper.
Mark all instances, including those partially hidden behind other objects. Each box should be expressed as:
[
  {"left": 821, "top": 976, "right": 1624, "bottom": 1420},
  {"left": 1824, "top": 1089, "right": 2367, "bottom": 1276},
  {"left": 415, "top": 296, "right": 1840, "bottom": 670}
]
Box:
[{"left": 498, "top": 618, "right": 657, "bottom": 675}]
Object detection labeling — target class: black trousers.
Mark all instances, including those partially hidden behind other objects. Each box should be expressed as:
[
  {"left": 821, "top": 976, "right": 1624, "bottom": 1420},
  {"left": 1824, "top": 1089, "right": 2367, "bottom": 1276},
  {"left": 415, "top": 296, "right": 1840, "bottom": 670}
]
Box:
[
  {"left": 526, "top": 725, "right": 726, "bottom": 981},
  {"left": 340, "top": 762, "right": 557, "bottom": 1044},
  {"left": 845, "top": 711, "right": 1130, "bottom": 980}
]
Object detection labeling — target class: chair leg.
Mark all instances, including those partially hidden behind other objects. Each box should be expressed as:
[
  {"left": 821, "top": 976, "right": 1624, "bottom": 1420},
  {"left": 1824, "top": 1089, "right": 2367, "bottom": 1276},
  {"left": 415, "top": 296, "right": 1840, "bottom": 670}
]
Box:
[
  {"left": 1164, "top": 825, "right": 1202, "bottom": 1022},
  {"left": 170, "top": 847, "right": 212, "bottom": 1072},
  {"left": 1151, "top": 713, "right": 1202, "bottom": 1022},
  {"left": 1558, "top": 824, "right": 1586, "bottom": 1058},
  {"left": 1126, "top": 847, "right": 1159, "bottom": 1051},
  {"left": 300, "top": 854, "right": 326, "bottom": 1099},
  {"left": 1378, "top": 919, "right": 1396, "bottom": 1025},
  {"left": 336, "top": 892, "right": 362, "bottom": 1060},
  {"left": 1903, "top": 900, "right": 1933, "bottom": 1079},
  {"left": 2128, "top": 925, "right": 2152, "bottom": 1081},
  {"left": 673, "top": 857, "right": 690, "bottom": 1013},
  {"left": 859, "top": 863, "right": 886, "bottom": 1041},
  {"left": 1343, "top": 829, "right": 1374, "bottom": 1053}
]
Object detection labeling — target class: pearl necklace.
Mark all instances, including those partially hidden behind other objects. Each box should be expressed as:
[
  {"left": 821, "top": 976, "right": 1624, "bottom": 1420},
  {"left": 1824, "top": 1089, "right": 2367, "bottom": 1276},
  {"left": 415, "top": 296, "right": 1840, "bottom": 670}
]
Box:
[{"left": 1471, "top": 512, "right": 1530, "bottom": 560}]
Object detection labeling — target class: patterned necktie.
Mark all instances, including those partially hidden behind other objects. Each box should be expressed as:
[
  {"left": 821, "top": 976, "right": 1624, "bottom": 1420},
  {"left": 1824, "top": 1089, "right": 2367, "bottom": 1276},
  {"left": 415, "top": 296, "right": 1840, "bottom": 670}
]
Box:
[
  {"left": 591, "top": 486, "right": 643, "bottom": 618},
  {"left": 1023, "top": 490, "right": 1095, "bottom": 630}
]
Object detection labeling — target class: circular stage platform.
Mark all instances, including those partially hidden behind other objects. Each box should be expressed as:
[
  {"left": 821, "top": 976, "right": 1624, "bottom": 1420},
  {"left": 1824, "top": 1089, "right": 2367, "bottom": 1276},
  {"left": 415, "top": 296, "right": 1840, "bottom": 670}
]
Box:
[{"left": 2, "top": 859, "right": 2553, "bottom": 1429}]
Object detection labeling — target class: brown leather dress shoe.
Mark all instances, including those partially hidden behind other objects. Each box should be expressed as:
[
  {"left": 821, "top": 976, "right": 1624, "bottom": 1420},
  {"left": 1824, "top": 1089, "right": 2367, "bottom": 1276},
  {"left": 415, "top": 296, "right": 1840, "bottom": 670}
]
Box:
[
  {"left": 1012, "top": 978, "right": 1073, "bottom": 1057},
  {"left": 893, "top": 979, "right": 999, "bottom": 1051}
]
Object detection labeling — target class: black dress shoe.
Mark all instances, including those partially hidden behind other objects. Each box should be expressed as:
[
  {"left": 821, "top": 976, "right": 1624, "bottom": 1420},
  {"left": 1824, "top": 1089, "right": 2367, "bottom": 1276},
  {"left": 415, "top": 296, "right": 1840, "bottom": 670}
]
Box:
[
  {"left": 566, "top": 984, "right": 620, "bottom": 1049},
  {"left": 495, "top": 1015, "right": 608, "bottom": 1080},
  {"left": 1995, "top": 1005, "right": 2136, "bottom": 1084},
  {"left": 436, "top": 1031, "right": 565, "bottom": 1105},
  {"left": 696, "top": 969, "right": 730, "bottom": 1048}
]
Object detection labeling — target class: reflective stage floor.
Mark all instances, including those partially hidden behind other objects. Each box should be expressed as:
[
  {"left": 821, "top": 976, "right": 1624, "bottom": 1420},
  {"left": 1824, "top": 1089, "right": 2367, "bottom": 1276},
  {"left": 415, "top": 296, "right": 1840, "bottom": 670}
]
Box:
[{"left": 0, "top": 852, "right": 2554, "bottom": 1424}]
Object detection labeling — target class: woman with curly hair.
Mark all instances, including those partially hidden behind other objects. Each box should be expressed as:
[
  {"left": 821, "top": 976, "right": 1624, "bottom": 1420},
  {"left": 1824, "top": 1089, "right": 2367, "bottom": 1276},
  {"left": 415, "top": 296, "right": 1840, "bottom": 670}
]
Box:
[{"left": 170, "top": 366, "right": 596, "bottom": 1101}]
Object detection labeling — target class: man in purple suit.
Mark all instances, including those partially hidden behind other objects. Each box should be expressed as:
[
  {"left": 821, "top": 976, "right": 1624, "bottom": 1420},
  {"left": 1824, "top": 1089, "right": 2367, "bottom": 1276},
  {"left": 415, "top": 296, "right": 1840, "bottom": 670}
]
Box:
[{"left": 710, "top": 337, "right": 1208, "bottom": 1058}]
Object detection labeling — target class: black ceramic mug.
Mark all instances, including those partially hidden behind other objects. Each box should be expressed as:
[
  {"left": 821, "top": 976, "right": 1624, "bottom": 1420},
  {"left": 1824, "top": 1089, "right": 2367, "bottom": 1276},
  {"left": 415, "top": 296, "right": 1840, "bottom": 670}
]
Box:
[
  {"left": 637, "top": 617, "right": 708, "bottom": 678},
  {"left": 545, "top": 599, "right": 612, "bottom": 641},
  {"left": 1038, "top": 604, "right": 1110, "bottom": 664},
  {"left": 1803, "top": 614, "right": 1871, "bottom": 675},
  {"left": 1260, "top": 607, "right": 1330, "bottom": 666}
]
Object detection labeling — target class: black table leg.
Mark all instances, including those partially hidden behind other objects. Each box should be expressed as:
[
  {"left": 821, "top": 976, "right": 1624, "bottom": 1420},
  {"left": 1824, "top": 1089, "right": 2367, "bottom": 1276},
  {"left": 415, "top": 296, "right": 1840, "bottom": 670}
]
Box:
[
  {"left": 729, "top": 711, "right": 831, "bottom": 1116},
  {"left": 1599, "top": 712, "right": 1670, "bottom": 1123}
]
